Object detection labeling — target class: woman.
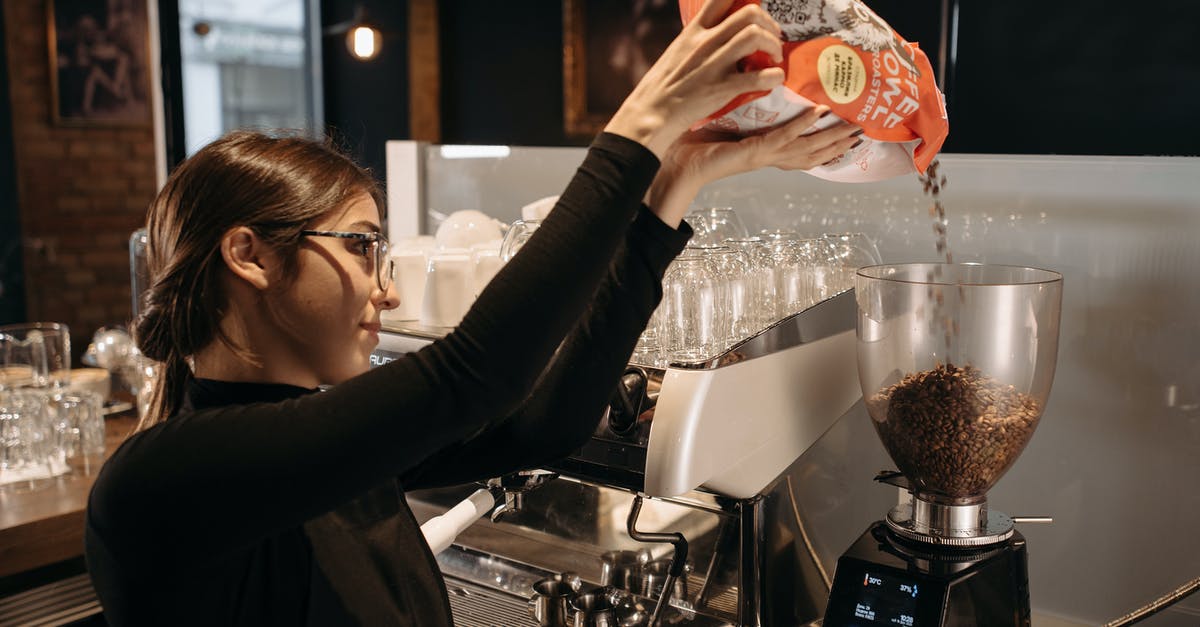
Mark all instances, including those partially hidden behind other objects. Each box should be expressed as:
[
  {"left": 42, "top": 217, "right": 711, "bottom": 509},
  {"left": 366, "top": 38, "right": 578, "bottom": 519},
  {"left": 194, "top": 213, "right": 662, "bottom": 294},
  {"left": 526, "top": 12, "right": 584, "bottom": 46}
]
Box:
[{"left": 84, "top": 1, "right": 863, "bottom": 624}]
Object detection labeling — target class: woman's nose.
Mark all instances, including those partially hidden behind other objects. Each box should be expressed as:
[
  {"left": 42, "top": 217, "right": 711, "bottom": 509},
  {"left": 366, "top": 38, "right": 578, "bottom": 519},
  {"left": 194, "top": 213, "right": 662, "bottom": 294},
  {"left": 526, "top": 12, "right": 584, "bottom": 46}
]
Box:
[{"left": 378, "top": 280, "right": 400, "bottom": 311}]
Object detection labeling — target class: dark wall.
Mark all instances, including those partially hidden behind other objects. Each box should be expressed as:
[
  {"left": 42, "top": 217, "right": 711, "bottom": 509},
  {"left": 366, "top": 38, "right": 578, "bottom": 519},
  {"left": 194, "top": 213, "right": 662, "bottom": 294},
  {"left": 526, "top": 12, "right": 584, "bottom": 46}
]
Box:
[
  {"left": 321, "top": 0, "right": 410, "bottom": 183},
  {"left": 946, "top": 1, "right": 1200, "bottom": 156},
  {"left": 439, "top": 0, "right": 576, "bottom": 146},
  {"left": 314, "top": 1, "right": 1199, "bottom": 158},
  {"left": 0, "top": 5, "right": 27, "bottom": 325}
]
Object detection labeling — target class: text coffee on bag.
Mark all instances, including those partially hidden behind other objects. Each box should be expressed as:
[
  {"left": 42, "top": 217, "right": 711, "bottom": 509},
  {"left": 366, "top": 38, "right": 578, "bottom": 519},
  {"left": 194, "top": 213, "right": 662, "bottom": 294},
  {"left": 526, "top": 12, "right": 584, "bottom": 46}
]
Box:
[{"left": 679, "top": 0, "right": 949, "bottom": 182}]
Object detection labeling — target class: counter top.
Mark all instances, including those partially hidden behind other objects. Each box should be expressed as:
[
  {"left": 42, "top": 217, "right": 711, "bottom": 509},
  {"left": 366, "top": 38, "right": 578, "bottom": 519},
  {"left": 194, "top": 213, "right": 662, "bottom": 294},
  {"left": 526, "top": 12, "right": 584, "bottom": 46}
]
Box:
[{"left": 0, "top": 414, "right": 136, "bottom": 578}]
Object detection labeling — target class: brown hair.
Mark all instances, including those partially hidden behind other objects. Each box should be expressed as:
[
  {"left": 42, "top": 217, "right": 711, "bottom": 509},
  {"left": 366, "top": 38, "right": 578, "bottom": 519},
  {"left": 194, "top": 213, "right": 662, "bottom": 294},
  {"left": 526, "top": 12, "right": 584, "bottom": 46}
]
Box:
[{"left": 134, "top": 130, "right": 382, "bottom": 431}]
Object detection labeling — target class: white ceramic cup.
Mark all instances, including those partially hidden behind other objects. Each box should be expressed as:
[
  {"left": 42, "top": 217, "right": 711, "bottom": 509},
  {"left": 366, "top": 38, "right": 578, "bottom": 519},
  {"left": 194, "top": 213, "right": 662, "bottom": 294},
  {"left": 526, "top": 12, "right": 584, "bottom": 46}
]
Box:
[
  {"left": 420, "top": 252, "right": 474, "bottom": 328},
  {"left": 384, "top": 249, "right": 430, "bottom": 322},
  {"left": 471, "top": 249, "right": 503, "bottom": 296}
]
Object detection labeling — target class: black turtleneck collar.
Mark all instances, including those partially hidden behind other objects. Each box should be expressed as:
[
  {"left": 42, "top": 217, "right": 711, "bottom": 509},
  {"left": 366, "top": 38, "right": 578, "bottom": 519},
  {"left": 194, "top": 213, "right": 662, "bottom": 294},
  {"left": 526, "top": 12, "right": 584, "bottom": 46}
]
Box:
[{"left": 186, "top": 378, "right": 318, "bottom": 411}]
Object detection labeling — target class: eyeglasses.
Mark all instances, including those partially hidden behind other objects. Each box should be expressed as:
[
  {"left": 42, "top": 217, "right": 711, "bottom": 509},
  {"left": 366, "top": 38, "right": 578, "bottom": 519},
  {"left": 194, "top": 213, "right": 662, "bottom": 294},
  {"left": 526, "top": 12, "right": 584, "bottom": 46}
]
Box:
[{"left": 299, "top": 229, "right": 393, "bottom": 291}]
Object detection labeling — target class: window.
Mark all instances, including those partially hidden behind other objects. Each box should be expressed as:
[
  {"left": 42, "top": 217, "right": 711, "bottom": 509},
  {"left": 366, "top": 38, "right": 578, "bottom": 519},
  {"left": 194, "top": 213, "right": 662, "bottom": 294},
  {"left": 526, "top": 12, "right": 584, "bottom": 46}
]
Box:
[{"left": 177, "top": 0, "right": 321, "bottom": 155}]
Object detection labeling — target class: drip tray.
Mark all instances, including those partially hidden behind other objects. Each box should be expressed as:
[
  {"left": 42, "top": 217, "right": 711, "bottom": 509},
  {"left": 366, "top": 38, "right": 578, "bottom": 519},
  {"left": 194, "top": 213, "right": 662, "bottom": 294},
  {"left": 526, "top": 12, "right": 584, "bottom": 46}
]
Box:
[
  {"left": 436, "top": 544, "right": 738, "bottom": 627},
  {"left": 444, "top": 574, "right": 537, "bottom": 627}
]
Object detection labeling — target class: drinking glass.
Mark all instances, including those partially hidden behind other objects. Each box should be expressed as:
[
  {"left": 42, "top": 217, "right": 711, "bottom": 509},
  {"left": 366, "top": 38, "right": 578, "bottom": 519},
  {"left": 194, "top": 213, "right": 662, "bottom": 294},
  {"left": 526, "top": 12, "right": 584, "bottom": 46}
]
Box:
[
  {"left": 0, "top": 323, "right": 71, "bottom": 391},
  {"left": 46, "top": 392, "right": 106, "bottom": 476},
  {"left": 129, "top": 228, "right": 150, "bottom": 320},
  {"left": 706, "top": 247, "right": 753, "bottom": 343},
  {"left": 684, "top": 245, "right": 737, "bottom": 352},
  {"left": 763, "top": 240, "right": 807, "bottom": 318},
  {"left": 631, "top": 303, "right": 666, "bottom": 368},
  {"left": 499, "top": 219, "right": 541, "bottom": 262},
  {"left": 659, "top": 255, "right": 728, "bottom": 363},
  {"left": 724, "top": 237, "right": 775, "bottom": 332},
  {"left": 795, "top": 238, "right": 844, "bottom": 306},
  {"left": 758, "top": 228, "right": 802, "bottom": 242},
  {"left": 823, "top": 232, "right": 882, "bottom": 293},
  {"left": 0, "top": 391, "right": 56, "bottom": 492},
  {"left": 685, "top": 207, "right": 749, "bottom": 245}
]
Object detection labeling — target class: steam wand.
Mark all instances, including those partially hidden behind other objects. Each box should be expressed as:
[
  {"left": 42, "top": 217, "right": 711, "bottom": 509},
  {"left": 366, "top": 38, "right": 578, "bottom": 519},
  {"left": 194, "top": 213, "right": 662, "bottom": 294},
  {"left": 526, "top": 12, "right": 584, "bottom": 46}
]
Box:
[{"left": 626, "top": 494, "right": 689, "bottom": 627}]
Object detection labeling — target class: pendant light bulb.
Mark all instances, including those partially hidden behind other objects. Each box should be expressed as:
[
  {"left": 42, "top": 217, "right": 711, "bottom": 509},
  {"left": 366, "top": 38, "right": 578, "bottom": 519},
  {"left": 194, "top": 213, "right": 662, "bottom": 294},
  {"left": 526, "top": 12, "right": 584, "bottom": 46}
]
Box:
[{"left": 347, "top": 24, "right": 381, "bottom": 61}]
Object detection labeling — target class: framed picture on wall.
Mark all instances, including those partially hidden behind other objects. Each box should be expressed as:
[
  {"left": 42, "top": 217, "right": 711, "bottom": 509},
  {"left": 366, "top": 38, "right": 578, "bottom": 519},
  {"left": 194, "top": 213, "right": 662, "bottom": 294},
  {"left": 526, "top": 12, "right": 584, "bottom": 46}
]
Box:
[
  {"left": 47, "top": 0, "right": 152, "bottom": 126},
  {"left": 563, "top": 0, "right": 682, "bottom": 138}
]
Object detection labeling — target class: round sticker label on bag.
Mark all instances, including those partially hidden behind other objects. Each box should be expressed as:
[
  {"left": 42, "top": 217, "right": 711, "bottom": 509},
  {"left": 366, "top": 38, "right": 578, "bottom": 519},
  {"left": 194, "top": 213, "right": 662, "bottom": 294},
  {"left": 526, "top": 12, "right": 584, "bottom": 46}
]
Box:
[{"left": 818, "top": 44, "right": 866, "bottom": 104}]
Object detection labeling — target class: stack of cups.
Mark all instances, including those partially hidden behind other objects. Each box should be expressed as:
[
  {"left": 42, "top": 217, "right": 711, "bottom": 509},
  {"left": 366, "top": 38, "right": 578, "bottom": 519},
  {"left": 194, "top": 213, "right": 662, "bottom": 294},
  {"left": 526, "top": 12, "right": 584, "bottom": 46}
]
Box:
[
  {"left": 1, "top": 323, "right": 107, "bottom": 492},
  {"left": 383, "top": 217, "right": 528, "bottom": 330},
  {"left": 382, "top": 234, "right": 494, "bottom": 329},
  {"left": 420, "top": 248, "right": 474, "bottom": 328},
  {"left": 385, "top": 236, "right": 435, "bottom": 324}
]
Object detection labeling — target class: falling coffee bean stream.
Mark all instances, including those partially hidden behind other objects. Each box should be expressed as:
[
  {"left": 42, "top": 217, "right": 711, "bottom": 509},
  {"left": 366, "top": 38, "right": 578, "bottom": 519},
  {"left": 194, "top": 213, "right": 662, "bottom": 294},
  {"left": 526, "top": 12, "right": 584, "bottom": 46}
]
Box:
[{"left": 918, "top": 160, "right": 962, "bottom": 350}]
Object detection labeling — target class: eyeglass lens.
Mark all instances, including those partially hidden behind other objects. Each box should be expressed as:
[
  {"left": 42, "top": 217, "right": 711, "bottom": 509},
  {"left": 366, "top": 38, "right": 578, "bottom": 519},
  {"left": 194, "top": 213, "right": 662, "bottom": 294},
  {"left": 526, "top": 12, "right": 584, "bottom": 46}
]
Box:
[{"left": 376, "top": 237, "right": 393, "bottom": 291}]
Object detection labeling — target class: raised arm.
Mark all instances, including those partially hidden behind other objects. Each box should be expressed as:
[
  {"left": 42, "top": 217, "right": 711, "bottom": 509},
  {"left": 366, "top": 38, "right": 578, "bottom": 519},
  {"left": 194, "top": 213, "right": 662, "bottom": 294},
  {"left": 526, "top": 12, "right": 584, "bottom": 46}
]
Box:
[{"left": 401, "top": 107, "right": 865, "bottom": 489}]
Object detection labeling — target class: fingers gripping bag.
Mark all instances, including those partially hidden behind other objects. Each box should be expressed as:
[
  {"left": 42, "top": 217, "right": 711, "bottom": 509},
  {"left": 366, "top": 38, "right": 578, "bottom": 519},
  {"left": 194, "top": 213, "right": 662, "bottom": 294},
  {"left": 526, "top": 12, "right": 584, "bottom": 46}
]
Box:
[{"left": 680, "top": 0, "right": 949, "bottom": 182}]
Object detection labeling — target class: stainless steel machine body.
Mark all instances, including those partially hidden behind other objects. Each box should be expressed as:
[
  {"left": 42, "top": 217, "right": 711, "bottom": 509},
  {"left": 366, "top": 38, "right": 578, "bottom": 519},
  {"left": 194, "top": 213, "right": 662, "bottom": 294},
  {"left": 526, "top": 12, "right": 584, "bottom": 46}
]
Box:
[{"left": 375, "top": 291, "right": 862, "bottom": 626}]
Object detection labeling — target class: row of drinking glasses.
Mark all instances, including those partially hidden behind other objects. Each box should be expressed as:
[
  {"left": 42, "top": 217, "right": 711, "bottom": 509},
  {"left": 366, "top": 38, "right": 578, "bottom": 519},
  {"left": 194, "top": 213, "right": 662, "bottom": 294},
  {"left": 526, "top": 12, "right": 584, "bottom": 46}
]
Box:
[
  {"left": 632, "top": 220, "right": 881, "bottom": 366},
  {"left": 1, "top": 322, "right": 106, "bottom": 491},
  {"left": 0, "top": 388, "right": 106, "bottom": 491}
]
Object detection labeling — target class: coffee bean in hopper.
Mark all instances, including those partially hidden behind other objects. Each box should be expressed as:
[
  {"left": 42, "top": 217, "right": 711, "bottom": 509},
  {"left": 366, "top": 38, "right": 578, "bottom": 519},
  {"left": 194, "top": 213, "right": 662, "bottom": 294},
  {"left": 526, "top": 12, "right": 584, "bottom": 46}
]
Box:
[{"left": 865, "top": 363, "right": 1042, "bottom": 499}]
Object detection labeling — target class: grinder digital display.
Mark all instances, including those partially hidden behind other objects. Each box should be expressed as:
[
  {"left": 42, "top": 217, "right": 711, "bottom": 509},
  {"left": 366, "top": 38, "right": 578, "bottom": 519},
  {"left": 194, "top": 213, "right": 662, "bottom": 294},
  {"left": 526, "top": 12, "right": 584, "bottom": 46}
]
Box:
[
  {"left": 824, "top": 551, "right": 940, "bottom": 627},
  {"left": 847, "top": 570, "right": 919, "bottom": 625}
]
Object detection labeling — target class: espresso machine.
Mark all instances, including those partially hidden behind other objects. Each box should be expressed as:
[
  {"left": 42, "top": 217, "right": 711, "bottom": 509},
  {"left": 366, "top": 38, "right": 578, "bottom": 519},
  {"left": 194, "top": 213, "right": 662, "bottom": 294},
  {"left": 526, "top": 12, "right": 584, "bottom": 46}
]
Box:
[
  {"left": 376, "top": 289, "right": 863, "bottom": 626},
  {"left": 822, "top": 264, "right": 1063, "bottom": 627}
]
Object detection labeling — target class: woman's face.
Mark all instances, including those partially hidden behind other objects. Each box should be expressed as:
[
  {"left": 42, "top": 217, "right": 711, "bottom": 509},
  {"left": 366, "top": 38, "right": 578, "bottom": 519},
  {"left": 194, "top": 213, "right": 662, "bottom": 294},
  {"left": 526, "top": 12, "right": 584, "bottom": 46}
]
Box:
[{"left": 269, "top": 193, "right": 398, "bottom": 385}]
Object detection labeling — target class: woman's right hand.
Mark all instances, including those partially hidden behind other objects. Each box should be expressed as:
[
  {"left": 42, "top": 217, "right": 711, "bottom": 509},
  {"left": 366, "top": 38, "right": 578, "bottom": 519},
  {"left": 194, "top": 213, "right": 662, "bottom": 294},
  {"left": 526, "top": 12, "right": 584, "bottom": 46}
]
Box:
[
  {"left": 646, "top": 106, "right": 864, "bottom": 227},
  {"left": 604, "top": 0, "right": 785, "bottom": 159}
]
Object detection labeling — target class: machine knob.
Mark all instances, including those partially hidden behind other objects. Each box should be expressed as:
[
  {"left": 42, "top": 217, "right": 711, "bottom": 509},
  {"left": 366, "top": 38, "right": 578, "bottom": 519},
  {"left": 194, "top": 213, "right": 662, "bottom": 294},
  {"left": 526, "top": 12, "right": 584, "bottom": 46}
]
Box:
[{"left": 608, "top": 367, "right": 649, "bottom": 435}]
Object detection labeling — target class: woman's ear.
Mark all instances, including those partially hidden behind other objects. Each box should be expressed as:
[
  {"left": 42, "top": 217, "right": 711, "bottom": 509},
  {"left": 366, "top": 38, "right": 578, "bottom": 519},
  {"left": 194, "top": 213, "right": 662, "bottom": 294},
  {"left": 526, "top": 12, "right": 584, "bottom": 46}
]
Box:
[{"left": 220, "top": 226, "right": 275, "bottom": 290}]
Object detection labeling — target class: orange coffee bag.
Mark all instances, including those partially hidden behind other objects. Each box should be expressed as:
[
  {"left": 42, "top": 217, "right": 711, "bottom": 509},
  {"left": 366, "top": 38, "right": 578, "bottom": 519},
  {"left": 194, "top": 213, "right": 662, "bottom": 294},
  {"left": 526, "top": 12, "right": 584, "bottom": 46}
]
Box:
[{"left": 680, "top": 0, "right": 949, "bottom": 182}]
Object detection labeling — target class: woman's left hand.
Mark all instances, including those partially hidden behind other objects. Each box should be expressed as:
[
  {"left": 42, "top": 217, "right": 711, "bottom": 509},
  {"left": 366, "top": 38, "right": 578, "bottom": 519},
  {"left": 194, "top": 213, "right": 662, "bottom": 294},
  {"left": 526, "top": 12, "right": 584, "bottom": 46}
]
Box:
[{"left": 646, "top": 106, "right": 864, "bottom": 227}]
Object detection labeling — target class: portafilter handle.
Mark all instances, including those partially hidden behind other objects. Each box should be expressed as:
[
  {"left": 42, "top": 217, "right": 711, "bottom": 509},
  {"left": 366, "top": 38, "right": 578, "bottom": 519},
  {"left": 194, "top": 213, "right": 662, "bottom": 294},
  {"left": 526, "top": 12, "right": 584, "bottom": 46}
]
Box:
[
  {"left": 487, "top": 469, "right": 559, "bottom": 523},
  {"left": 608, "top": 367, "right": 655, "bottom": 435}
]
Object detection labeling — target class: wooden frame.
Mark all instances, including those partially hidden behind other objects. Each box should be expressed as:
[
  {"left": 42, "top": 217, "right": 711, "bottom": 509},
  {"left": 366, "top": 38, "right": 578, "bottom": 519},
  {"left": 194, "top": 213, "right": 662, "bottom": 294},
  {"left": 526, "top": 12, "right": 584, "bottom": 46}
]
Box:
[
  {"left": 46, "top": 0, "right": 152, "bottom": 126},
  {"left": 408, "top": 0, "right": 441, "bottom": 143},
  {"left": 562, "top": 0, "right": 681, "bottom": 138}
]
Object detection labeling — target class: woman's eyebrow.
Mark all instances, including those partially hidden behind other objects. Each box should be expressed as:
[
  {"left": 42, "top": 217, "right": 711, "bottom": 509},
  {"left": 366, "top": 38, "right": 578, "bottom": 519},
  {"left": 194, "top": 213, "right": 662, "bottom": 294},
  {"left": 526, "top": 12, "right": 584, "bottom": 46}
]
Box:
[{"left": 347, "top": 220, "right": 382, "bottom": 233}]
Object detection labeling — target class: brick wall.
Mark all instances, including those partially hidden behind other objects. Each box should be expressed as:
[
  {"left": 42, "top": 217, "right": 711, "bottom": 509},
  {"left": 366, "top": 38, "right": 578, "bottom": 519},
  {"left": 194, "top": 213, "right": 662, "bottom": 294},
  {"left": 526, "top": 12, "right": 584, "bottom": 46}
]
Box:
[{"left": 2, "top": 0, "right": 155, "bottom": 354}]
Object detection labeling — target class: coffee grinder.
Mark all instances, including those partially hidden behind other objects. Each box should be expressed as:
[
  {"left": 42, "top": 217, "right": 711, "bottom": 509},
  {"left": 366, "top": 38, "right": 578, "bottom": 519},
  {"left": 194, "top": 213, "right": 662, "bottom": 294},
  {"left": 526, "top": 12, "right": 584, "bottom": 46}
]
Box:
[{"left": 824, "top": 263, "right": 1063, "bottom": 627}]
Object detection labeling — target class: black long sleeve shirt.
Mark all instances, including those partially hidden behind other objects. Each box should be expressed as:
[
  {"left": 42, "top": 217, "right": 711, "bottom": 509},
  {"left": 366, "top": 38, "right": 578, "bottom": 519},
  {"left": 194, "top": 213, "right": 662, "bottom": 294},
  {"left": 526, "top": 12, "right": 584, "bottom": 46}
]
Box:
[{"left": 84, "top": 134, "right": 691, "bottom": 626}]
